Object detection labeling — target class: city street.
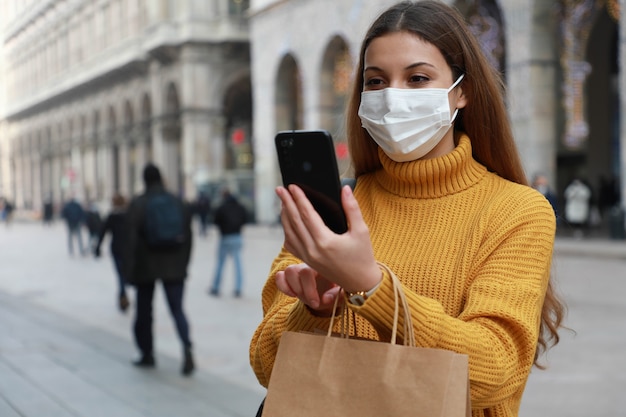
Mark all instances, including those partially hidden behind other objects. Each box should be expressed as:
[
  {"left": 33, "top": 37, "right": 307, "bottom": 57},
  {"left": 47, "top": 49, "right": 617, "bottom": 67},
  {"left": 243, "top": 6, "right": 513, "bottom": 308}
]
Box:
[{"left": 0, "top": 220, "right": 625, "bottom": 416}]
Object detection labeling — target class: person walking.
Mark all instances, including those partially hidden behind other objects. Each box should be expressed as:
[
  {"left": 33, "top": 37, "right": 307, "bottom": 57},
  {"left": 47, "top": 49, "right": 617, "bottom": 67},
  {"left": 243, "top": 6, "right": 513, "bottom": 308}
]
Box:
[
  {"left": 250, "top": 2, "right": 565, "bottom": 417},
  {"left": 43, "top": 198, "right": 54, "bottom": 226},
  {"left": 94, "top": 193, "right": 130, "bottom": 313},
  {"left": 564, "top": 177, "right": 592, "bottom": 238},
  {"left": 209, "top": 189, "right": 248, "bottom": 298},
  {"left": 61, "top": 196, "right": 86, "bottom": 256},
  {"left": 85, "top": 201, "right": 103, "bottom": 253},
  {"left": 194, "top": 192, "right": 212, "bottom": 237},
  {"left": 126, "top": 163, "right": 195, "bottom": 376}
]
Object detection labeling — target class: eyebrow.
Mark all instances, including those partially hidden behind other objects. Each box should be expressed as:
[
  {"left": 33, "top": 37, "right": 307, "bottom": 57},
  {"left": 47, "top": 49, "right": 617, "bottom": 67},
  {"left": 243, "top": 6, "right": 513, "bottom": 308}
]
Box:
[{"left": 364, "top": 62, "right": 437, "bottom": 72}]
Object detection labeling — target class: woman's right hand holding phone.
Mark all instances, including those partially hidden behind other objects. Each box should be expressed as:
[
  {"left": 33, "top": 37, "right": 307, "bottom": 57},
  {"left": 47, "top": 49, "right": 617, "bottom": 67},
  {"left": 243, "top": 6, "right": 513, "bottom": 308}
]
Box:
[{"left": 275, "top": 184, "right": 383, "bottom": 313}]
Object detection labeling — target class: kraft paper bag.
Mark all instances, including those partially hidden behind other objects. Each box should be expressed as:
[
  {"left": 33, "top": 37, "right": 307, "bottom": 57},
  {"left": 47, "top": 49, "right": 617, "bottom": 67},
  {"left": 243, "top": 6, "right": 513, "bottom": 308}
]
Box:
[{"left": 261, "top": 262, "right": 471, "bottom": 417}]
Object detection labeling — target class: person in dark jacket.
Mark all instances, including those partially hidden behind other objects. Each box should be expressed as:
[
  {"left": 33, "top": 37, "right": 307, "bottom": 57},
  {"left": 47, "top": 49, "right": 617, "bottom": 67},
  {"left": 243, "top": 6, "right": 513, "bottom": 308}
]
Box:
[
  {"left": 61, "top": 196, "right": 86, "bottom": 256},
  {"left": 209, "top": 189, "right": 248, "bottom": 298},
  {"left": 126, "top": 163, "right": 195, "bottom": 376},
  {"left": 85, "top": 201, "right": 103, "bottom": 252},
  {"left": 194, "top": 192, "right": 212, "bottom": 237},
  {"left": 94, "top": 193, "right": 130, "bottom": 313}
]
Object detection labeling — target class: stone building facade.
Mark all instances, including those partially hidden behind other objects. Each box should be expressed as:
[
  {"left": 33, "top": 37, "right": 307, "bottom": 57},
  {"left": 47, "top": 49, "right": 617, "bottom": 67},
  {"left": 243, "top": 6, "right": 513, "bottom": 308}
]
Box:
[
  {"left": 0, "top": 0, "right": 624, "bottom": 234},
  {"left": 0, "top": 0, "right": 253, "bottom": 215}
]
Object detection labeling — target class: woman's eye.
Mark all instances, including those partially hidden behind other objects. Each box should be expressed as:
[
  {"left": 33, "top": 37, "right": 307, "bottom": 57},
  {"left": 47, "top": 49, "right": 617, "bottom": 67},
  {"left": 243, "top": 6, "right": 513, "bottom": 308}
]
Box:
[
  {"left": 409, "top": 74, "right": 429, "bottom": 84},
  {"left": 364, "top": 78, "right": 385, "bottom": 87}
]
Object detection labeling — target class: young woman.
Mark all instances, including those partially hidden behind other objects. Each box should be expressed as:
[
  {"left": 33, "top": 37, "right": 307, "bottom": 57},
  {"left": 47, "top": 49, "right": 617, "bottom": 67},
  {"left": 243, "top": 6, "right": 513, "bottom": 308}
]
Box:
[{"left": 250, "top": 1, "right": 565, "bottom": 416}]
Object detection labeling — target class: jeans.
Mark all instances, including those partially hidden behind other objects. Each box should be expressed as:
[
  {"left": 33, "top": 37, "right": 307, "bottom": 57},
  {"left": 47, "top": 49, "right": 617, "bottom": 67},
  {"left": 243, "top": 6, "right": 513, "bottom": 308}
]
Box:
[
  {"left": 67, "top": 225, "right": 85, "bottom": 255},
  {"left": 133, "top": 281, "right": 191, "bottom": 357},
  {"left": 211, "top": 233, "right": 243, "bottom": 293}
]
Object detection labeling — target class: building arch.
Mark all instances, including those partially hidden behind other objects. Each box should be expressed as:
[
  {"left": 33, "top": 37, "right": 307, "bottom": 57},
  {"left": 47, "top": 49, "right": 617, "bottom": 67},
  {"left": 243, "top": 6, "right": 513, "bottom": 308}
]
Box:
[
  {"left": 220, "top": 72, "right": 254, "bottom": 215},
  {"left": 319, "top": 34, "right": 352, "bottom": 175},
  {"left": 582, "top": 5, "right": 620, "bottom": 219},
  {"left": 275, "top": 53, "right": 303, "bottom": 132},
  {"left": 223, "top": 74, "right": 253, "bottom": 171}
]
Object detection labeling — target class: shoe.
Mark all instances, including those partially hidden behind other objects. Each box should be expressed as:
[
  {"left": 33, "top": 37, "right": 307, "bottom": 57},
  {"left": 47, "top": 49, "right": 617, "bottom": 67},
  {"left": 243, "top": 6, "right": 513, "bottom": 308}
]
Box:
[
  {"left": 208, "top": 288, "right": 219, "bottom": 297},
  {"left": 133, "top": 355, "right": 156, "bottom": 368},
  {"left": 182, "top": 348, "right": 195, "bottom": 376},
  {"left": 118, "top": 294, "right": 130, "bottom": 312},
  {"left": 234, "top": 290, "right": 242, "bottom": 298}
]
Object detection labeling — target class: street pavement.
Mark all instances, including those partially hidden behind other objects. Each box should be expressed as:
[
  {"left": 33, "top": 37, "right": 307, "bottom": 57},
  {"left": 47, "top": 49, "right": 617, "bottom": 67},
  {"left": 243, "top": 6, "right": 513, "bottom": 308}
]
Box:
[{"left": 0, "top": 220, "right": 625, "bottom": 416}]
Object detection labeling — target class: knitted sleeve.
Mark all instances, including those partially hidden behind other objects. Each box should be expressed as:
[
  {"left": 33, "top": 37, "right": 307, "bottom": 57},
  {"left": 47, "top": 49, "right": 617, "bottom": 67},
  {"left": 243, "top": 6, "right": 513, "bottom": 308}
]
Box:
[
  {"left": 249, "top": 247, "right": 335, "bottom": 387},
  {"left": 353, "top": 188, "right": 556, "bottom": 409}
]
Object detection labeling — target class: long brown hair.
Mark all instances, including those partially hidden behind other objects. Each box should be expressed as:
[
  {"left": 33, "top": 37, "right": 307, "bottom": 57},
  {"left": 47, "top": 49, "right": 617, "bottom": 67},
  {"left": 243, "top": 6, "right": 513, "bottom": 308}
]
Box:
[{"left": 346, "top": 0, "right": 564, "bottom": 367}]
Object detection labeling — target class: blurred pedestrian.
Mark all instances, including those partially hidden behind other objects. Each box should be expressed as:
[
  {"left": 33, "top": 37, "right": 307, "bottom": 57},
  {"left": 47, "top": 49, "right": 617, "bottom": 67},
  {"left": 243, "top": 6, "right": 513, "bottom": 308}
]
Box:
[
  {"left": 209, "top": 189, "right": 248, "bottom": 298},
  {"left": 85, "top": 201, "right": 103, "bottom": 252},
  {"left": 531, "top": 173, "right": 558, "bottom": 217},
  {"left": 126, "top": 163, "right": 195, "bottom": 376},
  {"left": 43, "top": 198, "right": 54, "bottom": 226},
  {"left": 61, "top": 196, "right": 86, "bottom": 256},
  {"left": 94, "top": 193, "right": 130, "bottom": 313},
  {"left": 564, "top": 177, "right": 592, "bottom": 238},
  {"left": 1, "top": 198, "right": 14, "bottom": 227},
  {"left": 194, "top": 191, "right": 212, "bottom": 237}
]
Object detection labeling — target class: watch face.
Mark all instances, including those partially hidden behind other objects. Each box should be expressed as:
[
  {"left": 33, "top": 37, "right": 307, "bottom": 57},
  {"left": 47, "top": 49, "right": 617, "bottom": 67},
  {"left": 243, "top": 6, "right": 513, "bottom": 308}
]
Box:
[{"left": 348, "top": 293, "right": 366, "bottom": 306}]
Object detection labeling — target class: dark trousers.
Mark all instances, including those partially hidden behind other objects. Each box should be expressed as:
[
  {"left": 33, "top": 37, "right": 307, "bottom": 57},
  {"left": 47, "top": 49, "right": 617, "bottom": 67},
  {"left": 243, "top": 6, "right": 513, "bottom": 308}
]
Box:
[
  {"left": 133, "top": 280, "right": 192, "bottom": 356},
  {"left": 112, "top": 251, "right": 127, "bottom": 297}
]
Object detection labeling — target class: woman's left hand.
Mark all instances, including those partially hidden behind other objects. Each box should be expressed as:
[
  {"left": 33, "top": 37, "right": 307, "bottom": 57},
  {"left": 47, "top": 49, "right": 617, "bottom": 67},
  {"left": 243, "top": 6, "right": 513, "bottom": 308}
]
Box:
[{"left": 276, "top": 184, "right": 381, "bottom": 293}]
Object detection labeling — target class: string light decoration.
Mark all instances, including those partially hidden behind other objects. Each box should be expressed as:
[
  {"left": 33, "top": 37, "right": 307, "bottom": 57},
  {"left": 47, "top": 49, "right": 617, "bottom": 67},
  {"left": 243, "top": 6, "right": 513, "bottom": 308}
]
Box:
[{"left": 558, "top": 0, "right": 603, "bottom": 149}]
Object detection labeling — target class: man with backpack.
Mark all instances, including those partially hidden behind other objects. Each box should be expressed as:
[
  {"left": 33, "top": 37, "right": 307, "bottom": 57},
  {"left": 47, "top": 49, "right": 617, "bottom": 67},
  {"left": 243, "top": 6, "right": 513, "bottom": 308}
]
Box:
[{"left": 125, "top": 163, "right": 195, "bottom": 376}]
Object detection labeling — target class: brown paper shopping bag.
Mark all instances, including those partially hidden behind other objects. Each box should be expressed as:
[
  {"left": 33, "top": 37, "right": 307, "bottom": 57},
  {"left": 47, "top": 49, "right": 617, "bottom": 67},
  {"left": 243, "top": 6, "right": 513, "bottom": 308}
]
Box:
[{"left": 262, "top": 263, "right": 471, "bottom": 417}]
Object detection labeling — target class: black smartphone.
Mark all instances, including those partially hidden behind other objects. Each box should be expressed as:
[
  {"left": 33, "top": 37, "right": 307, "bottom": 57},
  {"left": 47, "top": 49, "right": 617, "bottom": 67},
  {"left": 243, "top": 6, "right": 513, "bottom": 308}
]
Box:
[{"left": 275, "top": 130, "right": 348, "bottom": 234}]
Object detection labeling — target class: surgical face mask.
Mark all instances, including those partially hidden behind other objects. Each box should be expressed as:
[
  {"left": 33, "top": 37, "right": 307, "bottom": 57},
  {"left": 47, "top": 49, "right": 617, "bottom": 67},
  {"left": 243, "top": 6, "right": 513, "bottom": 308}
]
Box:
[{"left": 358, "top": 74, "right": 464, "bottom": 162}]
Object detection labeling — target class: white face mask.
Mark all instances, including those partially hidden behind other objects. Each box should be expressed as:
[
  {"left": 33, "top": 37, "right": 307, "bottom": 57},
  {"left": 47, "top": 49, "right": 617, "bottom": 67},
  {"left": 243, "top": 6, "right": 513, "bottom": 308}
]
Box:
[{"left": 358, "top": 75, "right": 464, "bottom": 162}]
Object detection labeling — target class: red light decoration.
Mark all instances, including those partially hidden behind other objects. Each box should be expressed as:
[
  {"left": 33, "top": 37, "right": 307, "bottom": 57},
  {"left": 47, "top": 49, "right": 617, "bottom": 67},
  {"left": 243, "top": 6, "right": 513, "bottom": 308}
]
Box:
[
  {"left": 336, "top": 142, "right": 349, "bottom": 160},
  {"left": 231, "top": 128, "right": 245, "bottom": 145}
]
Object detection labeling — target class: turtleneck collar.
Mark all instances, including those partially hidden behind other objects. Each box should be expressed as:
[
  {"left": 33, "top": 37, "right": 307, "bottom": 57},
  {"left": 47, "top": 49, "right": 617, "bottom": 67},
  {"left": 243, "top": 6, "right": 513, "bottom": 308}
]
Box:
[{"left": 374, "top": 133, "right": 487, "bottom": 198}]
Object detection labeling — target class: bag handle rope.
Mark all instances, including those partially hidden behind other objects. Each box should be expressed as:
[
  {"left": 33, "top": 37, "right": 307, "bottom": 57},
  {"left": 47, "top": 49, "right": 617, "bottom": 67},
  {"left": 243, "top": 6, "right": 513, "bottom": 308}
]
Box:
[{"left": 328, "top": 262, "right": 416, "bottom": 347}]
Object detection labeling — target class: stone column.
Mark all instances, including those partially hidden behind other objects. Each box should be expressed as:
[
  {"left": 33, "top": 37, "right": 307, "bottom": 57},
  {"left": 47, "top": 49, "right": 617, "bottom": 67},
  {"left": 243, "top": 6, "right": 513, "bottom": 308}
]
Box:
[
  {"left": 506, "top": 1, "right": 560, "bottom": 186},
  {"left": 179, "top": 44, "right": 226, "bottom": 199},
  {"left": 149, "top": 61, "right": 167, "bottom": 184},
  {"left": 32, "top": 152, "right": 42, "bottom": 211}
]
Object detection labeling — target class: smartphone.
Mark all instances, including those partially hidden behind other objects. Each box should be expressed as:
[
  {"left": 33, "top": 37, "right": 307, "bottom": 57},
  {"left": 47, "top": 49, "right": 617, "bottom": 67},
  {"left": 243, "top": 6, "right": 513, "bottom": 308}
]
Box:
[{"left": 275, "top": 130, "right": 348, "bottom": 234}]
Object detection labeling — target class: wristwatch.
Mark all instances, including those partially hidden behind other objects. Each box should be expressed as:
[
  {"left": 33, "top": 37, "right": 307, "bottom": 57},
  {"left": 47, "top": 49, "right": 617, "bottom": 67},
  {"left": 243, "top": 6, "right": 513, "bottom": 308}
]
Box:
[{"left": 346, "top": 281, "right": 381, "bottom": 306}]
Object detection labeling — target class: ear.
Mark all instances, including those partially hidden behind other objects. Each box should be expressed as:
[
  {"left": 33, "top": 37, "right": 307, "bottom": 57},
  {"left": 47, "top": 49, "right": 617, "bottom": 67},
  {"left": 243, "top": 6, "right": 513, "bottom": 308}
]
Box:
[{"left": 454, "top": 85, "right": 468, "bottom": 110}]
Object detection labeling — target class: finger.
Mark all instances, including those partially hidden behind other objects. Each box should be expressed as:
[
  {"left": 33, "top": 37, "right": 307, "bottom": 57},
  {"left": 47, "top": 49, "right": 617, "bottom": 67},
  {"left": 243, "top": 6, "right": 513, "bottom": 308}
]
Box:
[
  {"left": 341, "top": 185, "right": 366, "bottom": 235},
  {"left": 299, "top": 267, "right": 322, "bottom": 309},
  {"left": 287, "top": 184, "right": 331, "bottom": 246},
  {"left": 275, "top": 271, "right": 297, "bottom": 297},
  {"left": 320, "top": 286, "right": 343, "bottom": 310},
  {"left": 276, "top": 187, "right": 306, "bottom": 256},
  {"left": 279, "top": 185, "right": 321, "bottom": 257}
]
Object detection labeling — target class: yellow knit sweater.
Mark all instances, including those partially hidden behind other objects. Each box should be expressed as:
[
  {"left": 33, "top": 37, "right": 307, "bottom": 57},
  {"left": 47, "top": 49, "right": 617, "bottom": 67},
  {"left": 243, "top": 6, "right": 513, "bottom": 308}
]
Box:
[{"left": 250, "top": 134, "right": 556, "bottom": 417}]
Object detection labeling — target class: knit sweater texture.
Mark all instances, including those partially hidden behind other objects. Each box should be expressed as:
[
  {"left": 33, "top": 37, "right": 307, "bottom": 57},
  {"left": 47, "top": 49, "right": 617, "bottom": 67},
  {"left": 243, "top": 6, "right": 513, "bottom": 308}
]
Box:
[{"left": 250, "top": 134, "right": 556, "bottom": 417}]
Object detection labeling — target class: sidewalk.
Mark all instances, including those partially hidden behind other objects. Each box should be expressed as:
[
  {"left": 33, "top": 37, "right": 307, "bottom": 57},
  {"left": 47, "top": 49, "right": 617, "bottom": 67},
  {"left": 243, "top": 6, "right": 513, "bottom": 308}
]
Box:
[
  {"left": 0, "top": 221, "right": 624, "bottom": 416},
  {"left": 0, "top": 222, "right": 279, "bottom": 417}
]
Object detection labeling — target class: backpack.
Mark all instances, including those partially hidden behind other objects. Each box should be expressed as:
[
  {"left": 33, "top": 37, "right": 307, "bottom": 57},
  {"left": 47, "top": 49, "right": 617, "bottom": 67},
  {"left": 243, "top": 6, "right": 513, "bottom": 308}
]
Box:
[{"left": 143, "top": 192, "right": 186, "bottom": 249}]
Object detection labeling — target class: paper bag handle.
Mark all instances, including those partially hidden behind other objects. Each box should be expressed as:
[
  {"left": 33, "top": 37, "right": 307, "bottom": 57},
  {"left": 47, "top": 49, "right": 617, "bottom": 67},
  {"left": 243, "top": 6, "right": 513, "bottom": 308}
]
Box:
[{"left": 328, "top": 262, "right": 416, "bottom": 347}]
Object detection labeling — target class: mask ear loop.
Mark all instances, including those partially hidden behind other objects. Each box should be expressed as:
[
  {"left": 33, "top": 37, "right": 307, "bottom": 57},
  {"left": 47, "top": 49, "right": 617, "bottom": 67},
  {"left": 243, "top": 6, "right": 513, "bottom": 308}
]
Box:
[
  {"left": 447, "top": 73, "right": 465, "bottom": 92},
  {"left": 447, "top": 74, "right": 465, "bottom": 124}
]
